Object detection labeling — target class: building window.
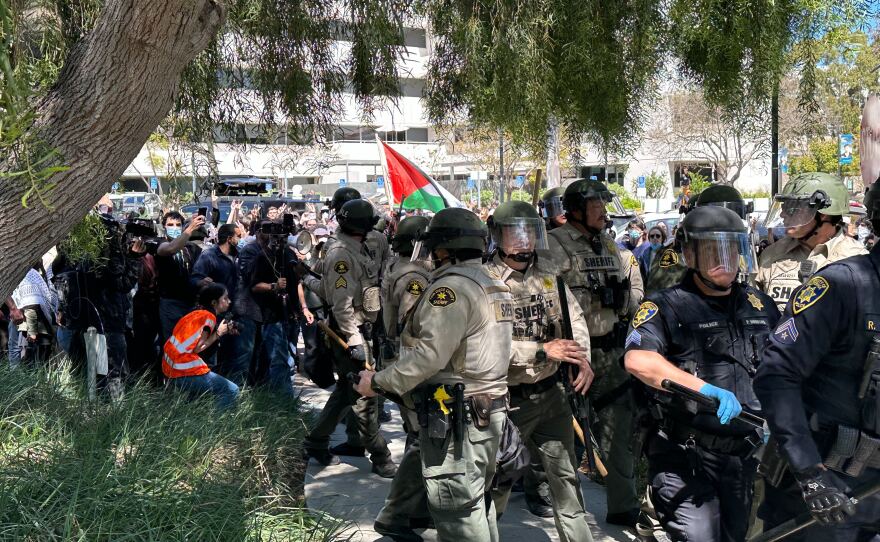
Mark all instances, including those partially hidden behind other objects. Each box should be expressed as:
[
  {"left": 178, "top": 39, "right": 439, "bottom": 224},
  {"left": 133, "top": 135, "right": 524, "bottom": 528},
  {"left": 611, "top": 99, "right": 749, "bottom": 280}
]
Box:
[
  {"left": 403, "top": 28, "right": 428, "bottom": 48},
  {"left": 407, "top": 127, "right": 429, "bottom": 143},
  {"left": 380, "top": 130, "right": 407, "bottom": 143},
  {"left": 401, "top": 78, "right": 425, "bottom": 98},
  {"left": 578, "top": 165, "right": 627, "bottom": 185},
  {"left": 672, "top": 163, "right": 714, "bottom": 188}
]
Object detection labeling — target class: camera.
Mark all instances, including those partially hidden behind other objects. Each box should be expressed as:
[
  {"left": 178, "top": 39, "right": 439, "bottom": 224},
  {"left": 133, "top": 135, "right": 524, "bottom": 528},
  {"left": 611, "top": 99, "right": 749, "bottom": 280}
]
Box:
[{"left": 125, "top": 218, "right": 160, "bottom": 255}]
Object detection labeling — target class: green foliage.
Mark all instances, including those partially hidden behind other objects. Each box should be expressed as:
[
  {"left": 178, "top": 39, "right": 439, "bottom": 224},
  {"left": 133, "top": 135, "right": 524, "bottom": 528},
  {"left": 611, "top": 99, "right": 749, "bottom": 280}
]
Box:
[
  {"left": 789, "top": 138, "right": 857, "bottom": 176},
  {"left": 422, "top": 0, "right": 870, "bottom": 154},
  {"left": 606, "top": 182, "right": 642, "bottom": 211},
  {"left": 687, "top": 170, "right": 712, "bottom": 196},
  {"left": 639, "top": 171, "right": 668, "bottom": 199},
  {"left": 0, "top": 362, "right": 339, "bottom": 540},
  {"left": 464, "top": 188, "right": 495, "bottom": 208},
  {"left": 741, "top": 189, "right": 771, "bottom": 199},
  {"left": 57, "top": 213, "right": 108, "bottom": 267}
]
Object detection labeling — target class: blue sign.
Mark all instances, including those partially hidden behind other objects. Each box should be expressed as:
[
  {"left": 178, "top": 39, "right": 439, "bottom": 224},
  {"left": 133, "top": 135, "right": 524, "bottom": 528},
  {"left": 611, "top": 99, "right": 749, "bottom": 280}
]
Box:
[
  {"left": 467, "top": 178, "right": 476, "bottom": 190},
  {"left": 265, "top": 183, "right": 273, "bottom": 193},
  {"left": 112, "top": 182, "right": 120, "bottom": 192},
  {"left": 376, "top": 175, "right": 384, "bottom": 188},
  {"left": 150, "top": 176, "right": 158, "bottom": 191},
  {"left": 516, "top": 175, "right": 525, "bottom": 187},
  {"left": 589, "top": 175, "right": 598, "bottom": 181},
  {"left": 339, "top": 178, "right": 347, "bottom": 187},
  {"left": 637, "top": 175, "right": 646, "bottom": 188},
  {"left": 840, "top": 134, "right": 854, "bottom": 165},
  {"left": 779, "top": 147, "right": 789, "bottom": 174}
]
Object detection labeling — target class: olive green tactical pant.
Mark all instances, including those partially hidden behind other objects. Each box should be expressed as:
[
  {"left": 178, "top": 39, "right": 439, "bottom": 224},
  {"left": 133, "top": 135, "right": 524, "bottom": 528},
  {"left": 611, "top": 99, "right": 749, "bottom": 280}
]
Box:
[
  {"left": 590, "top": 346, "right": 638, "bottom": 515},
  {"left": 420, "top": 410, "right": 505, "bottom": 542},
  {"left": 492, "top": 382, "right": 594, "bottom": 542},
  {"left": 302, "top": 342, "right": 391, "bottom": 465},
  {"left": 375, "top": 410, "right": 431, "bottom": 528}
]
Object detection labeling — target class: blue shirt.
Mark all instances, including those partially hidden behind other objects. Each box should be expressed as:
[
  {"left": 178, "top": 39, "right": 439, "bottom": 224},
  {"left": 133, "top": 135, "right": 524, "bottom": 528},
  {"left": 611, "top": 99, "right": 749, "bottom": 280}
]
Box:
[{"left": 191, "top": 245, "right": 239, "bottom": 302}]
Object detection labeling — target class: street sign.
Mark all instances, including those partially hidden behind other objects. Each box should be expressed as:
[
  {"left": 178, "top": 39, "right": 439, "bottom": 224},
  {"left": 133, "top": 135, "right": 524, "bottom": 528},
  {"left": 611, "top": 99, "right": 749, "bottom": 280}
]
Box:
[
  {"left": 840, "top": 134, "right": 854, "bottom": 165},
  {"left": 637, "top": 186, "right": 647, "bottom": 198},
  {"left": 516, "top": 175, "right": 525, "bottom": 187},
  {"left": 589, "top": 175, "right": 598, "bottom": 181},
  {"left": 780, "top": 147, "right": 789, "bottom": 174},
  {"left": 150, "top": 176, "right": 158, "bottom": 191},
  {"left": 112, "top": 182, "right": 120, "bottom": 192},
  {"left": 467, "top": 178, "right": 475, "bottom": 190},
  {"left": 376, "top": 176, "right": 384, "bottom": 188},
  {"left": 339, "top": 178, "right": 347, "bottom": 187},
  {"left": 637, "top": 175, "right": 646, "bottom": 188}
]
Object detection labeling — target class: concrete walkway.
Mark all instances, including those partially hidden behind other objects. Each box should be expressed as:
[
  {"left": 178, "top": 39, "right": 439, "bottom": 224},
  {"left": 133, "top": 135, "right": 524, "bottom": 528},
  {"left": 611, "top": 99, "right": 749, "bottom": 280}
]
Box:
[{"left": 299, "top": 379, "right": 637, "bottom": 542}]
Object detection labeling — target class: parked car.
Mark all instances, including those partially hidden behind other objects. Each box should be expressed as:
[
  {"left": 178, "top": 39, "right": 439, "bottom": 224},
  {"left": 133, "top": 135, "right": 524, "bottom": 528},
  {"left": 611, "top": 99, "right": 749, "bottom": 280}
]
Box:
[
  {"left": 180, "top": 178, "right": 323, "bottom": 223},
  {"left": 108, "top": 192, "right": 163, "bottom": 219},
  {"left": 642, "top": 211, "right": 682, "bottom": 235}
]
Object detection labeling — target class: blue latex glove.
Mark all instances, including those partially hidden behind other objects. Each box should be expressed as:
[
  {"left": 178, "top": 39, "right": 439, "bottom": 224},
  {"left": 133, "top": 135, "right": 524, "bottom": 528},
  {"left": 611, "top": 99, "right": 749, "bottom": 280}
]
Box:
[{"left": 699, "top": 383, "right": 742, "bottom": 425}]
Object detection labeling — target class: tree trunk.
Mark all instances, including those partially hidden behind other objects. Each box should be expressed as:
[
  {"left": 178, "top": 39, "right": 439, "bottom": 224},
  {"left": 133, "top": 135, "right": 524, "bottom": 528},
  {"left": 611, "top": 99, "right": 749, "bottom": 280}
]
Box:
[{"left": 0, "top": 0, "right": 225, "bottom": 300}]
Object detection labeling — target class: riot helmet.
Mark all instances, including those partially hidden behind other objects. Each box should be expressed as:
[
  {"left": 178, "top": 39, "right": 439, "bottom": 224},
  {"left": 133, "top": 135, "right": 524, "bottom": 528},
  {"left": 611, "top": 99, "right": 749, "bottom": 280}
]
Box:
[
  {"left": 337, "top": 199, "right": 379, "bottom": 235},
  {"left": 562, "top": 178, "right": 613, "bottom": 234},
  {"left": 677, "top": 206, "right": 754, "bottom": 291},
  {"left": 391, "top": 215, "right": 429, "bottom": 257},
  {"left": 764, "top": 173, "right": 849, "bottom": 238},
  {"left": 330, "top": 187, "right": 362, "bottom": 212},
  {"left": 694, "top": 185, "right": 753, "bottom": 219},
  {"left": 540, "top": 186, "right": 566, "bottom": 222},
  {"left": 412, "top": 208, "right": 487, "bottom": 263},
  {"left": 488, "top": 201, "right": 548, "bottom": 263}
]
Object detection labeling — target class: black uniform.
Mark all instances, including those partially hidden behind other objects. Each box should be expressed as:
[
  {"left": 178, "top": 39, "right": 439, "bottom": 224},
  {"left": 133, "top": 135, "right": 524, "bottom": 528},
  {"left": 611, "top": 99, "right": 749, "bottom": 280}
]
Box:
[
  {"left": 754, "top": 248, "right": 880, "bottom": 542},
  {"left": 625, "top": 271, "right": 780, "bottom": 542}
]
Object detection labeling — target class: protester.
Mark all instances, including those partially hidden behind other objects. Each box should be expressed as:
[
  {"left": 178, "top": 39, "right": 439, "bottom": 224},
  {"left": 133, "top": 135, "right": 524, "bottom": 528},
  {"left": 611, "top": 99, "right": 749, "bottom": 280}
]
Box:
[
  {"left": 11, "top": 263, "right": 57, "bottom": 365},
  {"left": 155, "top": 211, "right": 205, "bottom": 343},
  {"left": 163, "top": 283, "right": 239, "bottom": 410}
]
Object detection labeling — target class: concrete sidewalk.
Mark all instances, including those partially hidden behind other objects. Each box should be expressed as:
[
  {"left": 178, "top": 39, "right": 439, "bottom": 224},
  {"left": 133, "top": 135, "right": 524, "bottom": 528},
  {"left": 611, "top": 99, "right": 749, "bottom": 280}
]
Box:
[{"left": 299, "top": 379, "right": 637, "bottom": 542}]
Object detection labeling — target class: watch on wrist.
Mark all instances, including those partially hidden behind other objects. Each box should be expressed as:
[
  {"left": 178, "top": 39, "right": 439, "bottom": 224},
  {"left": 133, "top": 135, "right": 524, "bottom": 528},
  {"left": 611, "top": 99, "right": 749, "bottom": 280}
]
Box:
[{"left": 536, "top": 343, "right": 547, "bottom": 362}]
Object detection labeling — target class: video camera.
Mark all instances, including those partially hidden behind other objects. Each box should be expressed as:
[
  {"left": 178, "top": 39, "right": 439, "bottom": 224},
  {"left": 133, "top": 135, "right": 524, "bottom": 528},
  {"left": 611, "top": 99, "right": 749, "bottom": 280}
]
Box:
[
  {"left": 259, "top": 213, "right": 297, "bottom": 236},
  {"left": 124, "top": 218, "right": 161, "bottom": 255}
]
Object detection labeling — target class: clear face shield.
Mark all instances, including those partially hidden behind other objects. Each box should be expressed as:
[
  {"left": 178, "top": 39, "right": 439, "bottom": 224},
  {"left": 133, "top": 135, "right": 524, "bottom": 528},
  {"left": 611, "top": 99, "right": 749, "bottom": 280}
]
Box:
[
  {"left": 541, "top": 197, "right": 564, "bottom": 219},
  {"left": 764, "top": 196, "right": 818, "bottom": 230},
  {"left": 682, "top": 232, "right": 755, "bottom": 281},
  {"left": 491, "top": 217, "right": 548, "bottom": 261}
]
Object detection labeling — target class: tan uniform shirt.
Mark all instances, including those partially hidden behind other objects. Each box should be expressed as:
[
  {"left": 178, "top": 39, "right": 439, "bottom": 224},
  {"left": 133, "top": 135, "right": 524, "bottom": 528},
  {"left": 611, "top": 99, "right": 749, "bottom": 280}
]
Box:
[
  {"left": 317, "top": 231, "right": 379, "bottom": 346},
  {"left": 756, "top": 229, "right": 867, "bottom": 311},
  {"left": 381, "top": 256, "right": 431, "bottom": 340},
  {"left": 547, "top": 223, "right": 644, "bottom": 337},
  {"left": 486, "top": 254, "right": 591, "bottom": 386},
  {"left": 373, "top": 259, "right": 514, "bottom": 398}
]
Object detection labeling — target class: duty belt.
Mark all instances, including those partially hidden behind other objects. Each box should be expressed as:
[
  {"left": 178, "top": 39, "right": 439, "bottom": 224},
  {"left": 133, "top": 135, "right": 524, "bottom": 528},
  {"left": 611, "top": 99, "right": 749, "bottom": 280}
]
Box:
[
  {"left": 662, "top": 421, "right": 761, "bottom": 457},
  {"left": 811, "top": 413, "right": 880, "bottom": 477},
  {"left": 509, "top": 373, "right": 559, "bottom": 399}
]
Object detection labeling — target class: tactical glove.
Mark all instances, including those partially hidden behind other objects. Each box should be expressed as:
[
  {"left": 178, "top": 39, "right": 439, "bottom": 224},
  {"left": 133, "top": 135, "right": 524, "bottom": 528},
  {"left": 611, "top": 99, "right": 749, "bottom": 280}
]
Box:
[
  {"left": 349, "top": 344, "right": 366, "bottom": 362},
  {"left": 795, "top": 466, "right": 856, "bottom": 525}
]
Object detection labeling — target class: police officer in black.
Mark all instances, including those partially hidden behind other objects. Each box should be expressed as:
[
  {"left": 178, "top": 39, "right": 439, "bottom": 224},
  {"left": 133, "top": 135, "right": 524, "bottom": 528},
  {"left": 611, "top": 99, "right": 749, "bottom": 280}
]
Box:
[
  {"left": 624, "top": 206, "right": 779, "bottom": 542},
  {"left": 753, "top": 187, "right": 880, "bottom": 541}
]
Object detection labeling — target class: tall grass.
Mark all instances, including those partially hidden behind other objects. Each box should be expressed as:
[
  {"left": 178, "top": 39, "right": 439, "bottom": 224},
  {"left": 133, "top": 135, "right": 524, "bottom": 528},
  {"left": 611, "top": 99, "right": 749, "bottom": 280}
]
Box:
[{"left": 0, "top": 361, "right": 343, "bottom": 541}]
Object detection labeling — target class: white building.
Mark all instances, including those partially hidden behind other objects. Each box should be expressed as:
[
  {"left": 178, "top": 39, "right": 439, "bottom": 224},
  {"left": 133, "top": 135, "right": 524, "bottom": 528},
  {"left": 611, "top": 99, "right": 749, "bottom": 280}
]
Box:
[{"left": 121, "top": 25, "right": 772, "bottom": 203}]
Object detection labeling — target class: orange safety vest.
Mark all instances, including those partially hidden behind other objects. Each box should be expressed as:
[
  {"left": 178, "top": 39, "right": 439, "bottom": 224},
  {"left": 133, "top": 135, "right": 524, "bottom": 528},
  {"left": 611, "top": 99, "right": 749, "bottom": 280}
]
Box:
[{"left": 162, "top": 309, "right": 216, "bottom": 378}]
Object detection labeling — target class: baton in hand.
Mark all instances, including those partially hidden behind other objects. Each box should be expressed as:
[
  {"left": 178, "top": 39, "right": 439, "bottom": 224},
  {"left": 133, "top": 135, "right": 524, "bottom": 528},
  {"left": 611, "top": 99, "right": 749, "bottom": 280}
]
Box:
[{"left": 661, "top": 379, "right": 765, "bottom": 429}]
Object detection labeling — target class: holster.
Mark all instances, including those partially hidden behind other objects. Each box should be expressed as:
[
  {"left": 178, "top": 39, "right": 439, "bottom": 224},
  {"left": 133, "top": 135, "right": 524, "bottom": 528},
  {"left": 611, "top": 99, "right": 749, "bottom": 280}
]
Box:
[{"left": 757, "top": 435, "right": 788, "bottom": 487}]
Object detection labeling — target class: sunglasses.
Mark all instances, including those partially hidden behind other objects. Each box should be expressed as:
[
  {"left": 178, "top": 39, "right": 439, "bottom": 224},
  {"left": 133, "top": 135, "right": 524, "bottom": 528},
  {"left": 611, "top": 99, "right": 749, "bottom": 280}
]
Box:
[{"left": 649, "top": 234, "right": 662, "bottom": 239}]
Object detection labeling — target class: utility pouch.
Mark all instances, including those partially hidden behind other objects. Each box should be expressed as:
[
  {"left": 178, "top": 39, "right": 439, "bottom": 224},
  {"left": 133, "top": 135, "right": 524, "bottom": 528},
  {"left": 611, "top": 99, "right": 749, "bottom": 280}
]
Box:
[
  {"left": 470, "top": 395, "right": 493, "bottom": 429},
  {"left": 758, "top": 435, "right": 789, "bottom": 488},
  {"left": 844, "top": 432, "right": 880, "bottom": 477},
  {"left": 362, "top": 285, "right": 381, "bottom": 313},
  {"left": 427, "top": 409, "right": 450, "bottom": 439}
]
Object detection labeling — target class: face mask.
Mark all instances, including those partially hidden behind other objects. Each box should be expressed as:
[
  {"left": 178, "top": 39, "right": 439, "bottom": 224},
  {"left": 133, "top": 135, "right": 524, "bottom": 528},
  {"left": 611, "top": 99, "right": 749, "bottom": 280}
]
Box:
[
  {"left": 166, "top": 226, "right": 182, "bottom": 239},
  {"left": 238, "top": 237, "right": 249, "bottom": 249},
  {"left": 650, "top": 241, "right": 661, "bottom": 250}
]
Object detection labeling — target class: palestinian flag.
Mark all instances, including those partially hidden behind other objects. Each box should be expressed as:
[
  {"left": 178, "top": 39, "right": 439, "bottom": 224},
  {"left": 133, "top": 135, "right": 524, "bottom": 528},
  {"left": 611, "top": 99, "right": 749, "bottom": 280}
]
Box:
[{"left": 377, "top": 136, "right": 464, "bottom": 212}]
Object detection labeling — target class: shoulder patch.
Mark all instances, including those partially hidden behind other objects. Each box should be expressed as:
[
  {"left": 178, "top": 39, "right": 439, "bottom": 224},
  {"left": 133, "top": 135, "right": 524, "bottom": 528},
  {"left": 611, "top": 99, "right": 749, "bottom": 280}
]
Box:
[
  {"left": 792, "top": 276, "right": 829, "bottom": 314},
  {"left": 334, "top": 261, "right": 349, "bottom": 274},
  {"left": 633, "top": 301, "right": 659, "bottom": 328},
  {"left": 659, "top": 249, "right": 679, "bottom": 268},
  {"left": 543, "top": 276, "right": 555, "bottom": 290},
  {"left": 405, "top": 279, "right": 425, "bottom": 296},
  {"left": 774, "top": 317, "right": 799, "bottom": 344},
  {"left": 630, "top": 254, "right": 638, "bottom": 267},
  {"left": 428, "top": 286, "right": 456, "bottom": 307},
  {"left": 747, "top": 292, "right": 765, "bottom": 311},
  {"left": 335, "top": 276, "right": 348, "bottom": 289}
]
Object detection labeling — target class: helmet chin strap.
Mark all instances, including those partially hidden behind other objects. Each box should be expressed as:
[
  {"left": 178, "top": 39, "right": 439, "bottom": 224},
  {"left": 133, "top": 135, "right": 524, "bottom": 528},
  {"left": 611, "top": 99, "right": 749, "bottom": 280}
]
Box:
[
  {"left": 695, "top": 270, "right": 732, "bottom": 293},
  {"left": 795, "top": 216, "right": 823, "bottom": 242},
  {"left": 498, "top": 248, "right": 535, "bottom": 264}
]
